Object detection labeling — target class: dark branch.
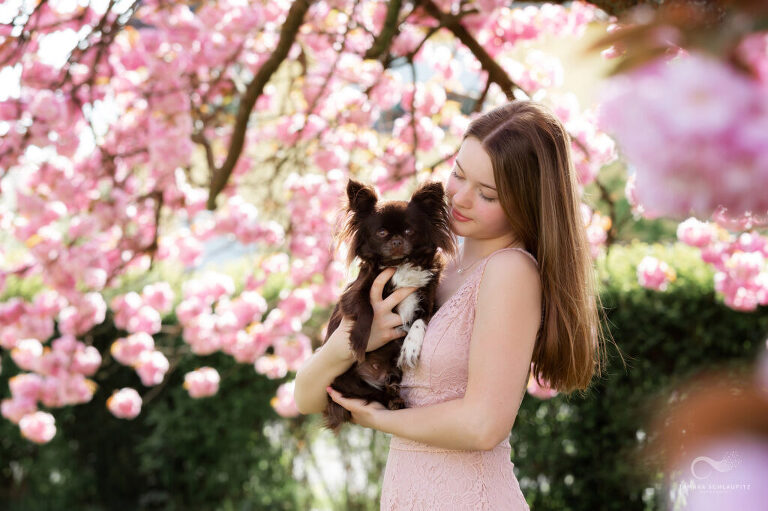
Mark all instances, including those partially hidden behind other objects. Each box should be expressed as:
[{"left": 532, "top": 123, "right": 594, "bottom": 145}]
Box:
[
  {"left": 417, "top": 0, "right": 525, "bottom": 100},
  {"left": 363, "top": 0, "right": 403, "bottom": 60},
  {"left": 206, "top": 0, "right": 312, "bottom": 210}
]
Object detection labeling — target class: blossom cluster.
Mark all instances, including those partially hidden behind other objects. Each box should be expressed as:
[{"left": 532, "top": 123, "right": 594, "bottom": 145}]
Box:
[
  {"left": 678, "top": 218, "right": 768, "bottom": 311},
  {"left": 598, "top": 52, "right": 768, "bottom": 222},
  {"left": 0, "top": 0, "right": 659, "bottom": 439}
]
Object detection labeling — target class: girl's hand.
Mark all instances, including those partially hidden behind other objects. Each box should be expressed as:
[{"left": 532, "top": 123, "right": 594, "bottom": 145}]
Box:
[
  {"left": 326, "top": 386, "right": 387, "bottom": 429},
  {"left": 365, "top": 267, "right": 418, "bottom": 353}
]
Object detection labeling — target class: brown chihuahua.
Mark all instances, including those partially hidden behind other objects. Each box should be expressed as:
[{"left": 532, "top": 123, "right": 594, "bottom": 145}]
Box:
[{"left": 321, "top": 178, "right": 457, "bottom": 433}]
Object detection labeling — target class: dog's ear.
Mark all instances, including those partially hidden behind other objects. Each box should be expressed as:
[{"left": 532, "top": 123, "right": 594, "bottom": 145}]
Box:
[
  {"left": 346, "top": 179, "right": 378, "bottom": 216},
  {"left": 409, "top": 181, "right": 445, "bottom": 214},
  {"left": 333, "top": 180, "right": 378, "bottom": 267},
  {"left": 410, "top": 181, "right": 458, "bottom": 258}
]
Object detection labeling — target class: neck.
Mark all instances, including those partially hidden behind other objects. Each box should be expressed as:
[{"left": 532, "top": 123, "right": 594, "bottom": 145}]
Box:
[{"left": 459, "top": 235, "right": 523, "bottom": 264}]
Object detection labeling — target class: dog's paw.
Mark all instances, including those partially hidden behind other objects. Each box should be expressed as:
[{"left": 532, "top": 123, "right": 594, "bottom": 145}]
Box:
[
  {"left": 388, "top": 396, "right": 406, "bottom": 410},
  {"left": 397, "top": 319, "right": 426, "bottom": 369}
]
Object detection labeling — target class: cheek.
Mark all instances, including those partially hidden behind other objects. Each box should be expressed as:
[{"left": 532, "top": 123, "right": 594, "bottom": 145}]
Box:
[
  {"left": 445, "top": 176, "right": 458, "bottom": 197},
  {"left": 481, "top": 203, "right": 509, "bottom": 228}
]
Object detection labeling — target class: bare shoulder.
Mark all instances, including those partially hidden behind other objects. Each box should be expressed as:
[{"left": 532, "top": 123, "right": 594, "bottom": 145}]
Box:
[{"left": 478, "top": 250, "right": 541, "bottom": 308}]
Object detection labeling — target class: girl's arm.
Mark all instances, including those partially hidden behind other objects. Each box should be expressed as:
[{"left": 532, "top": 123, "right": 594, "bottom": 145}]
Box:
[
  {"left": 295, "top": 268, "right": 420, "bottom": 415},
  {"left": 328, "top": 251, "right": 541, "bottom": 451},
  {"left": 294, "top": 318, "right": 355, "bottom": 415}
]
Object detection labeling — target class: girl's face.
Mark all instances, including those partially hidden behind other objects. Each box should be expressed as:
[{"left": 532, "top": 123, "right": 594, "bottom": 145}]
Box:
[{"left": 445, "top": 137, "right": 513, "bottom": 239}]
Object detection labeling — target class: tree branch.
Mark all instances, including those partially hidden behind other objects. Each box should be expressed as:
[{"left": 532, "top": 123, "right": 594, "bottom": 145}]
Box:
[
  {"left": 417, "top": 0, "right": 525, "bottom": 100},
  {"left": 206, "top": 0, "right": 312, "bottom": 210},
  {"left": 363, "top": 0, "right": 403, "bottom": 60}
]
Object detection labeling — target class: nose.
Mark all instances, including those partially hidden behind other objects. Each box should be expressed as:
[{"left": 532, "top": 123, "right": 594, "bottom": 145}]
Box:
[
  {"left": 451, "top": 181, "right": 473, "bottom": 209},
  {"left": 391, "top": 238, "right": 403, "bottom": 248}
]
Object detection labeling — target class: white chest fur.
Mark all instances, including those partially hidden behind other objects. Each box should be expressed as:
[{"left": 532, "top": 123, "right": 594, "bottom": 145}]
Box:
[
  {"left": 389, "top": 262, "right": 433, "bottom": 369},
  {"left": 390, "top": 262, "right": 432, "bottom": 326}
]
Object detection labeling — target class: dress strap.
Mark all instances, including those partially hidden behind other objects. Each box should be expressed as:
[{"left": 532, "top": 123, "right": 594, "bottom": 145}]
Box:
[
  {"left": 504, "top": 247, "right": 538, "bottom": 267},
  {"left": 482, "top": 246, "right": 538, "bottom": 269}
]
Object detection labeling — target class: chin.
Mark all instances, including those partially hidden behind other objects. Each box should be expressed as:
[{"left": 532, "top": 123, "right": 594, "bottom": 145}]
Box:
[{"left": 320, "top": 178, "right": 458, "bottom": 433}]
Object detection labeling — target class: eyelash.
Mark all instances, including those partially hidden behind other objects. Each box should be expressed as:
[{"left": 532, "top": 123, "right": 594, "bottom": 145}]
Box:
[{"left": 451, "top": 169, "right": 496, "bottom": 202}]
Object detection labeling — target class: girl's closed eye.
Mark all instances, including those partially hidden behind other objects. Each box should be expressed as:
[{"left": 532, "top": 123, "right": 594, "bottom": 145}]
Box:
[{"left": 451, "top": 169, "right": 496, "bottom": 202}]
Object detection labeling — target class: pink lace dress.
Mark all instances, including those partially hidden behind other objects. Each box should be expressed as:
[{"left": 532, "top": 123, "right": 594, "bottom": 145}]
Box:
[{"left": 380, "top": 247, "right": 537, "bottom": 511}]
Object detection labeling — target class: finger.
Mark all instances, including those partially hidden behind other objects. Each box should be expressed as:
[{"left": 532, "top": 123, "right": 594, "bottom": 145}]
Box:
[
  {"left": 381, "top": 286, "right": 419, "bottom": 312},
  {"left": 370, "top": 267, "right": 396, "bottom": 305},
  {"left": 389, "top": 327, "right": 405, "bottom": 341},
  {"left": 327, "top": 387, "right": 345, "bottom": 406},
  {"left": 328, "top": 387, "right": 355, "bottom": 405},
  {"left": 328, "top": 390, "right": 367, "bottom": 415},
  {"left": 383, "top": 313, "right": 404, "bottom": 329}
]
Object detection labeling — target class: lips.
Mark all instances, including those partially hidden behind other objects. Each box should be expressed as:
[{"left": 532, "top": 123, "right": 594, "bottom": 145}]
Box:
[{"left": 451, "top": 207, "right": 471, "bottom": 222}]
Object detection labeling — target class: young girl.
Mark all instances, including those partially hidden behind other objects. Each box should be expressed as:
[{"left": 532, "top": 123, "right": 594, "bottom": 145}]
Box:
[{"left": 294, "top": 100, "right": 610, "bottom": 510}]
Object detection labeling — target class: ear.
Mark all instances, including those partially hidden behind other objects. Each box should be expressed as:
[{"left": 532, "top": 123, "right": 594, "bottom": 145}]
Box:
[
  {"left": 409, "top": 181, "right": 445, "bottom": 213},
  {"left": 410, "top": 181, "right": 458, "bottom": 258},
  {"left": 346, "top": 179, "right": 377, "bottom": 216}
]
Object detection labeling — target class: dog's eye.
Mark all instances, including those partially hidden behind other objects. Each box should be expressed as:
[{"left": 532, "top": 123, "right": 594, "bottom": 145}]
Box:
[
  {"left": 405, "top": 228, "right": 413, "bottom": 236},
  {"left": 376, "top": 229, "right": 388, "bottom": 238}
]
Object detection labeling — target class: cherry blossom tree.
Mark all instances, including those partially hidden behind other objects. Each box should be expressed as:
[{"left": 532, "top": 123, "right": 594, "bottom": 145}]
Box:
[{"left": 0, "top": 0, "right": 765, "bottom": 445}]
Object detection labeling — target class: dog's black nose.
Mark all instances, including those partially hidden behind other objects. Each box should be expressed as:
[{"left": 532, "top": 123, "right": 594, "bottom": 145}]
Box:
[{"left": 391, "top": 238, "right": 403, "bottom": 248}]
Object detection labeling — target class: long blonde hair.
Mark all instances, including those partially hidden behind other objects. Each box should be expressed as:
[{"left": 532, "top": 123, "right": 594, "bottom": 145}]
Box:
[{"left": 464, "top": 100, "right": 619, "bottom": 396}]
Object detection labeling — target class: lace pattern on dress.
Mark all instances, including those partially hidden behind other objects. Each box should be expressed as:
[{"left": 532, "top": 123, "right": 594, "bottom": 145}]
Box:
[{"left": 380, "top": 247, "right": 536, "bottom": 510}]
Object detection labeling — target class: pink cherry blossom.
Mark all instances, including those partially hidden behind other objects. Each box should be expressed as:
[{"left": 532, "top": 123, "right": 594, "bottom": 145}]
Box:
[
  {"left": 70, "top": 346, "right": 102, "bottom": 376},
  {"left": 677, "top": 217, "right": 720, "bottom": 248},
  {"left": 19, "top": 411, "right": 57, "bottom": 444},
  {"left": 181, "top": 272, "right": 235, "bottom": 304},
  {"left": 182, "top": 316, "right": 222, "bottom": 356},
  {"left": 581, "top": 204, "right": 611, "bottom": 259},
  {"left": 57, "top": 292, "right": 107, "bottom": 336},
  {"left": 226, "top": 290, "right": 268, "bottom": 328},
  {"left": 9, "top": 373, "right": 43, "bottom": 401},
  {"left": 727, "top": 251, "right": 765, "bottom": 284},
  {"left": 175, "top": 295, "right": 209, "bottom": 326},
  {"left": 0, "top": 298, "right": 27, "bottom": 327},
  {"left": 527, "top": 364, "right": 558, "bottom": 399},
  {"left": 107, "top": 388, "right": 142, "bottom": 419},
  {"left": 273, "top": 334, "right": 313, "bottom": 372},
  {"left": 1, "top": 397, "right": 38, "bottom": 424},
  {"left": 141, "top": 282, "right": 175, "bottom": 314},
  {"left": 599, "top": 52, "right": 768, "bottom": 221},
  {"left": 134, "top": 350, "right": 170, "bottom": 386},
  {"left": 225, "top": 325, "right": 272, "bottom": 363},
  {"left": 637, "top": 256, "right": 677, "bottom": 292},
  {"left": 10, "top": 338, "right": 44, "bottom": 372},
  {"left": 111, "top": 333, "right": 155, "bottom": 367},
  {"left": 736, "top": 32, "right": 768, "bottom": 86},
  {"left": 183, "top": 367, "right": 220, "bottom": 398},
  {"left": 259, "top": 253, "right": 290, "bottom": 274},
  {"left": 271, "top": 380, "right": 299, "bottom": 418},
  {"left": 713, "top": 248, "right": 768, "bottom": 312},
  {"left": 255, "top": 354, "right": 288, "bottom": 380},
  {"left": 125, "top": 305, "right": 162, "bottom": 335},
  {"left": 277, "top": 288, "right": 316, "bottom": 324}
]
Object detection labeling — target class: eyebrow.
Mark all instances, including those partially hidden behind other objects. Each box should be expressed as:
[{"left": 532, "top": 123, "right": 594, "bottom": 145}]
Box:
[{"left": 455, "top": 159, "right": 497, "bottom": 191}]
